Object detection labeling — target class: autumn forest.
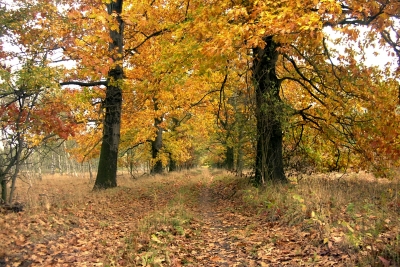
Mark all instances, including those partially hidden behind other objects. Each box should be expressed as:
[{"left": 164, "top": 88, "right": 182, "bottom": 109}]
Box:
[{"left": 1, "top": 0, "right": 400, "bottom": 266}]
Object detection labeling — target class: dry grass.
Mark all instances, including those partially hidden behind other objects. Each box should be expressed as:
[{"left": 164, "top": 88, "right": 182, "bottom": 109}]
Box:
[
  {"left": 3, "top": 168, "right": 400, "bottom": 266},
  {"left": 13, "top": 173, "right": 91, "bottom": 212},
  {"left": 2, "top": 169, "right": 207, "bottom": 266},
  {"left": 213, "top": 170, "right": 400, "bottom": 266}
]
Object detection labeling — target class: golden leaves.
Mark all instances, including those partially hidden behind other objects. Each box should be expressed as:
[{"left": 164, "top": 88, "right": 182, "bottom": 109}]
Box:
[{"left": 7, "top": 0, "right": 398, "bottom": 175}]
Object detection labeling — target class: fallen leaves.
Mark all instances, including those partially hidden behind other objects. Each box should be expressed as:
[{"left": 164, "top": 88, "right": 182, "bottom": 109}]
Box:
[{"left": 1, "top": 169, "right": 399, "bottom": 266}]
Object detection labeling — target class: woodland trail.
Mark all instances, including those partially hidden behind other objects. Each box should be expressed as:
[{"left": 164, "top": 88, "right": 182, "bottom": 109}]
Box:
[
  {"left": 176, "top": 170, "right": 264, "bottom": 266},
  {"left": 188, "top": 186, "right": 267, "bottom": 265},
  {"left": 1, "top": 169, "right": 357, "bottom": 266},
  {"left": 163, "top": 169, "right": 346, "bottom": 266}
]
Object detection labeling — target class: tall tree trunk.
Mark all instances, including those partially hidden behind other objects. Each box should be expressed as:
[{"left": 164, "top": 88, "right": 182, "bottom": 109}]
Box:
[
  {"left": 151, "top": 117, "right": 164, "bottom": 174},
  {"left": 252, "top": 36, "right": 287, "bottom": 185},
  {"left": 224, "top": 146, "right": 234, "bottom": 171},
  {"left": 168, "top": 153, "right": 177, "bottom": 172},
  {"left": 167, "top": 117, "right": 179, "bottom": 172},
  {"left": 94, "top": 80, "right": 122, "bottom": 189},
  {"left": 93, "top": 0, "right": 124, "bottom": 189},
  {"left": 233, "top": 93, "right": 244, "bottom": 176},
  {"left": 0, "top": 155, "right": 6, "bottom": 202}
]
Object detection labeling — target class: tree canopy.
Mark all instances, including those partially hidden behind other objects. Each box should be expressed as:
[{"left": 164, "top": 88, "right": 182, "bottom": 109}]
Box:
[{"left": 0, "top": 0, "right": 399, "bottom": 190}]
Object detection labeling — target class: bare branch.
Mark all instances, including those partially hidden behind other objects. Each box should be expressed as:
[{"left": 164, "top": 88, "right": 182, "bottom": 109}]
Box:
[
  {"left": 125, "top": 28, "right": 169, "bottom": 56},
  {"left": 60, "top": 81, "right": 107, "bottom": 87},
  {"left": 323, "top": 2, "right": 387, "bottom": 27},
  {"left": 381, "top": 30, "right": 400, "bottom": 64},
  {"left": 217, "top": 71, "right": 229, "bottom": 128},
  {"left": 189, "top": 89, "right": 220, "bottom": 108}
]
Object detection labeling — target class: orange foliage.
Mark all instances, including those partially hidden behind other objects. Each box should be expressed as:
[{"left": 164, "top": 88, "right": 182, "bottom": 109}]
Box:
[{"left": 3, "top": 0, "right": 399, "bottom": 173}]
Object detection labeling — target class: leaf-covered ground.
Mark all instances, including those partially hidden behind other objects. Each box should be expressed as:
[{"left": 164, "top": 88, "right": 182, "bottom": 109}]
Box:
[{"left": 1, "top": 168, "right": 399, "bottom": 266}]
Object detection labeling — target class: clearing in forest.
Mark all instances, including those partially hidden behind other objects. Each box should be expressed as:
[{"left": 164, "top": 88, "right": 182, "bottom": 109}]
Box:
[{"left": 1, "top": 168, "right": 399, "bottom": 266}]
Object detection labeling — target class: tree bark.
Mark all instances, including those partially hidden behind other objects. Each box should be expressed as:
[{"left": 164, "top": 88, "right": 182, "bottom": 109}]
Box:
[
  {"left": 252, "top": 36, "right": 287, "bottom": 185},
  {"left": 88, "top": 161, "right": 93, "bottom": 182},
  {"left": 1, "top": 174, "right": 7, "bottom": 203},
  {"left": 93, "top": 69, "right": 123, "bottom": 189},
  {"left": 224, "top": 146, "right": 234, "bottom": 171},
  {"left": 93, "top": 0, "right": 124, "bottom": 189},
  {"left": 151, "top": 117, "right": 164, "bottom": 174},
  {"left": 236, "top": 127, "right": 244, "bottom": 176},
  {"left": 168, "top": 153, "right": 177, "bottom": 172}
]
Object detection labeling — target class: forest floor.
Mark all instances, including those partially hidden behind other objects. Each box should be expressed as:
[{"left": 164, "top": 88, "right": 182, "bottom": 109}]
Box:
[{"left": 1, "top": 167, "right": 399, "bottom": 266}]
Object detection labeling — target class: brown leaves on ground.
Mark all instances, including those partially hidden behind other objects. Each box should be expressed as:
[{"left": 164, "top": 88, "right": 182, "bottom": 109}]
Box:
[
  {"left": 1, "top": 169, "right": 399, "bottom": 266},
  {"left": 162, "top": 177, "right": 353, "bottom": 267},
  {"left": 0, "top": 175, "right": 175, "bottom": 266}
]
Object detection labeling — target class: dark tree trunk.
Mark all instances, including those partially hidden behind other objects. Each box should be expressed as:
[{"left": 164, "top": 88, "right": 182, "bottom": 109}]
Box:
[
  {"left": 1, "top": 174, "right": 7, "bottom": 203},
  {"left": 169, "top": 153, "right": 177, "bottom": 172},
  {"left": 167, "top": 117, "right": 179, "bottom": 172},
  {"left": 8, "top": 122, "right": 24, "bottom": 203},
  {"left": 151, "top": 117, "right": 164, "bottom": 174},
  {"left": 224, "top": 146, "right": 234, "bottom": 171},
  {"left": 94, "top": 81, "right": 122, "bottom": 189},
  {"left": 236, "top": 128, "right": 244, "bottom": 176},
  {"left": 93, "top": 0, "right": 124, "bottom": 190},
  {"left": 252, "top": 36, "right": 287, "bottom": 185}
]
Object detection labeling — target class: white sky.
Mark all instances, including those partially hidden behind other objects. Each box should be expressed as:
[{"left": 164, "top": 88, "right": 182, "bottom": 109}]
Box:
[{"left": 323, "top": 27, "right": 398, "bottom": 73}]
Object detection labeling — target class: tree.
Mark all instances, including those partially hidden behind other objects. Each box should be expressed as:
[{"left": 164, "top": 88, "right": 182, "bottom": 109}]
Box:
[
  {"left": 252, "top": 36, "right": 287, "bottom": 182},
  {"left": 92, "top": 0, "right": 124, "bottom": 189},
  {"left": 0, "top": 1, "right": 75, "bottom": 202},
  {"left": 55, "top": 0, "right": 186, "bottom": 188},
  {"left": 182, "top": 0, "right": 399, "bottom": 184},
  {"left": 0, "top": 63, "right": 75, "bottom": 203},
  {"left": 5, "top": 0, "right": 399, "bottom": 189},
  {"left": 56, "top": 0, "right": 124, "bottom": 189}
]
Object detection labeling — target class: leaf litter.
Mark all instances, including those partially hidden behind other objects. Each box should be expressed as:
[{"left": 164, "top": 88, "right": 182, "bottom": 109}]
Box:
[{"left": 1, "top": 168, "right": 399, "bottom": 266}]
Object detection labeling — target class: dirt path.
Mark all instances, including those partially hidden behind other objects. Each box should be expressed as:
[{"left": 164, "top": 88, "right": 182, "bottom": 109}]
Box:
[
  {"left": 1, "top": 169, "right": 354, "bottom": 266},
  {"left": 191, "top": 188, "right": 259, "bottom": 266},
  {"left": 170, "top": 169, "right": 269, "bottom": 266},
  {"left": 167, "top": 169, "right": 346, "bottom": 266}
]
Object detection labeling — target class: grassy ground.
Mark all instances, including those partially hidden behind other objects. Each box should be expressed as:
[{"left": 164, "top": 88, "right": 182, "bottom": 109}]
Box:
[{"left": 0, "top": 168, "right": 399, "bottom": 266}]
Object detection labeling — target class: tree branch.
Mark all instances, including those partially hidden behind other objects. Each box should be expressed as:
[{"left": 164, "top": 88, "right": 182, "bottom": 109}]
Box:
[
  {"left": 281, "top": 56, "right": 327, "bottom": 106},
  {"left": 60, "top": 81, "right": 107, "bottom": 87},
  {"left": 189, "top": 89, "right": 220, "bottom": 108},
  {"left": 120, "top": 142, "right": 146, "bottom": 156},
  {"left": 126, "top": 28, "right": 170, "bottom": 56},
  {"left": 323, "top": 2, "right": 387, "bottom": 27},
  {"left": 217, "top": 71, "right": 229, "bottom": 128},
  {"left": 381, "top": 30, "right": 400, "bottom": 65}
]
